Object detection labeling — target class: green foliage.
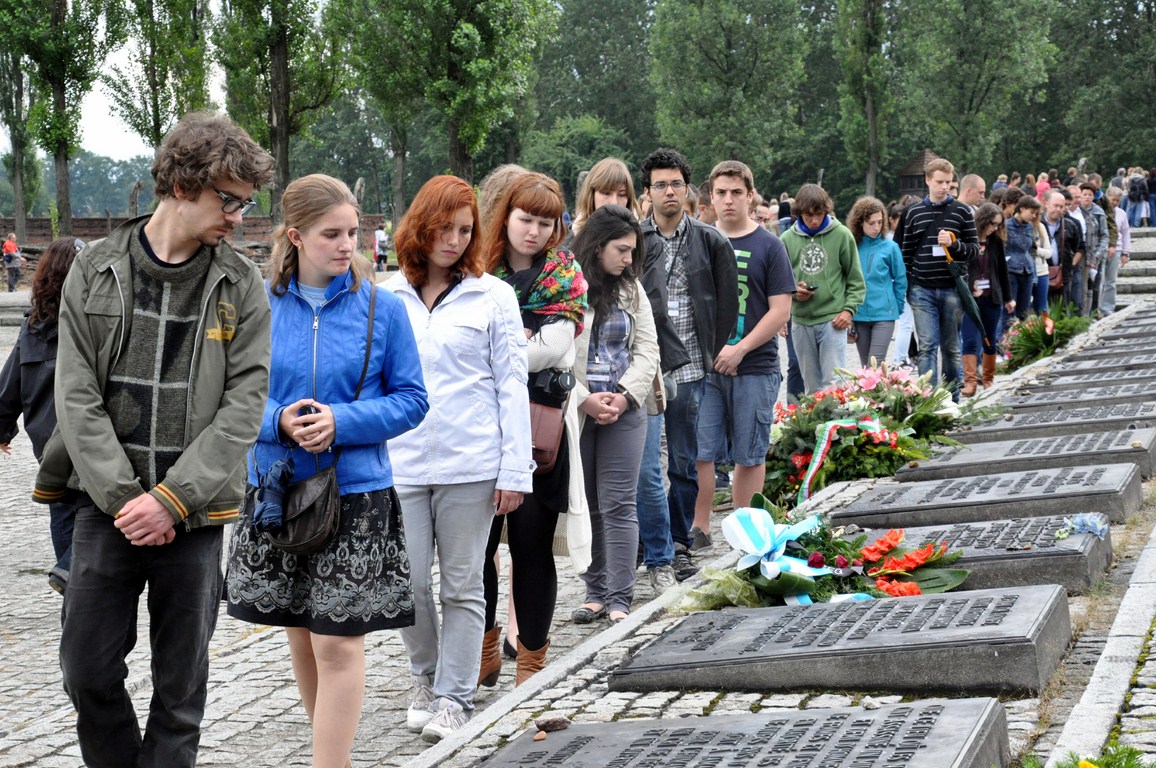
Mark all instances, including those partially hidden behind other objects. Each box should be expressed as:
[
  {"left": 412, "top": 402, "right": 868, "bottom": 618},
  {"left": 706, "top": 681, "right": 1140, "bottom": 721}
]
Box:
[
  {"left": 533, "top": 0, "right": 658, "bottom": 166},
  {"left": 1042, "top": 746, "right": 1150, "bottom": 768},
  {"left": 520, "top": 115, "right": 632, "bottom": 205},
  {"left": 102, "top": 0, "right": 212, "bottom": 147},
  {"left": 835, "top": 0, "right": 892, "bottom": 195},
  {"left": 1003, "top": 304, "right": 1092, "bottom": 372},
  {"left": 649, "top": 0, "right": 806, "bottom": 186}
]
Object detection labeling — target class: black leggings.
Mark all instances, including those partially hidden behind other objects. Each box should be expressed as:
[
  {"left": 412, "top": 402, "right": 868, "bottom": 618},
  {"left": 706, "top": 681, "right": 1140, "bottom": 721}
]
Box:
[{"left": 483, "top": 492, "right": 561, "bottom": 652}]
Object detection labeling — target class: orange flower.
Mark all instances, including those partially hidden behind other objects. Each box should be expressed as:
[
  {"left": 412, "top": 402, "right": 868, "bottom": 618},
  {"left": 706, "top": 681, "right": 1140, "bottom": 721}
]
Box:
[
  {"left": 860, "top": 529, "right": 904, "bottom": 563},
  {"left": 868, "top": 542, "right": 944, "bottom": 576},
  {"left": 875, "top": 577, "right": 921, "bottom": 597}
]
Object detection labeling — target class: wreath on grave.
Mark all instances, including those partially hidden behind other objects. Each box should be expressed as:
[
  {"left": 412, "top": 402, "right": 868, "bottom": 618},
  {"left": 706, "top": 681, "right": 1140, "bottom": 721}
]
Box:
[
  {"left": 763, "top": 366, "right": 984, "bottom": 510},
  {"left": 678, "top": 499, "right": 969, "bottom": 612}
]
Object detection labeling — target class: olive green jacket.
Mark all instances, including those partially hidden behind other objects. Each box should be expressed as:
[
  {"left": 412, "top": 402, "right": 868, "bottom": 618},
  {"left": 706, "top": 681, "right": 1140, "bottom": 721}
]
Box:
[{"left": 33, "top": 216, "right": 271, "bottom": 528}]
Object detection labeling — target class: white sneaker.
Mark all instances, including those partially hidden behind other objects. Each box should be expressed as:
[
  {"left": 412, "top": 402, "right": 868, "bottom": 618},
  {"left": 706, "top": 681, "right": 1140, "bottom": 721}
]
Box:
[
  {"left": 647, "top": 564, "right": 678, "bottom": 594},
  {"left": 406, "top": 675, "right": 435, "bottom": 732},
  {"left": 421, "top": 698, "right": 469, "bottom": 743}
]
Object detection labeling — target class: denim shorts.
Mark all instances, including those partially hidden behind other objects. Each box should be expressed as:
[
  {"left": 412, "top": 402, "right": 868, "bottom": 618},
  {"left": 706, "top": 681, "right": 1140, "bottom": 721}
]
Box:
[{"left": 696, "top": 371, "right": 780, "bottom": 466}]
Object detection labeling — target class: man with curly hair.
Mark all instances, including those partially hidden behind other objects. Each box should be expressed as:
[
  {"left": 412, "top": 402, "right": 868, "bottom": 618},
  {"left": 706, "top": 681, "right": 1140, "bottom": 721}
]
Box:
[{"left": 34, "top": 111, "right": 274, "bottom": 768}]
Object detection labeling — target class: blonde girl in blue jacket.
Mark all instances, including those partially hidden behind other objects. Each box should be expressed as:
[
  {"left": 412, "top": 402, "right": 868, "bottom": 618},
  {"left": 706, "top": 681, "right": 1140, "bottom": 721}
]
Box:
[{"left": 226, "top": 174, "right": 428, "bottom": 768}]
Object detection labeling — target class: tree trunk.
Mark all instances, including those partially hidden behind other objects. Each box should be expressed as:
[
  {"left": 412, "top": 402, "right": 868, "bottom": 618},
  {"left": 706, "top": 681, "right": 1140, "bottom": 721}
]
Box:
[
  {"left": 391, "top": 127, "right": 407, "bottom": 224},
  {"left": 52, "top": 79, "right": 72, "bottom": 236},
  {"left": 865, "top": 90, "right": 879, "bottom": 198},
  {"left": 268, "top": 1, "right": 291, "bottom": 223},
  {"left": 10, "top": 64, "right": 27, "bottom": 242},
  {"left": 447, "top": 120, "right": 473, "bottom": 183}
]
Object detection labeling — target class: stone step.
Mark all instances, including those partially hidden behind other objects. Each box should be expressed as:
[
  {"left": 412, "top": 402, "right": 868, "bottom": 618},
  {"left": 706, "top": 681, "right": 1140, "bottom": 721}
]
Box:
[{"left": 1115, "top": 277, "right": 1156, "bottom": 294}]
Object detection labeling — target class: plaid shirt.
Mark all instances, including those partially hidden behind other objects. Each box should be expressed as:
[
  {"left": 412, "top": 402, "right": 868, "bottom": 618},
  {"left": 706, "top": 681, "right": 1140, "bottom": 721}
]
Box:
[{"left": 650, "top": 214, "right": 703, "bottom": 384}]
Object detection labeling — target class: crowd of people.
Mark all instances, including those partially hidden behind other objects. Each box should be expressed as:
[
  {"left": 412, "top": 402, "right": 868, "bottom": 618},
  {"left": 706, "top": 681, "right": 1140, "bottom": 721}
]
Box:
[{"left": 0, "top": 108, "right": 1151, "bottom": 767}]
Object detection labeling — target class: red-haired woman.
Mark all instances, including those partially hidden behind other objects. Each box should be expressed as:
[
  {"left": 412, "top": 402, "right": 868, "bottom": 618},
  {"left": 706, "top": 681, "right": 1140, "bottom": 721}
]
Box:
[
  {"left": 386, "top": 175, "right": 533, "bottom": 741},
  {"left": 0, "top": 237, "right": 80, "bottom": 594},
  {"left": 479, "top": 172, "right": 589, "bottom": 686}
]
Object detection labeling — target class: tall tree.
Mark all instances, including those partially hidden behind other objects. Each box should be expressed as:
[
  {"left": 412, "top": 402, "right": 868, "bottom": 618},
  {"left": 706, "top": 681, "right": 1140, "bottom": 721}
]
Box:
[
  {"left": 534, "top": 0, "right": 658, "bottom": 166},
  {"left": 8, "top": 0, "right": 127, "bottom": 235},
  {"left": 649, "top": 0, "right": 806, "bottom": 186},
  {"left": 836, "top": 0, "right": 893, "bottom": 198},
  {"left": 521, "top": 115, "right": 632, "bottom": 204},
  {"left": 895, "top": 0, "right": 1056, "bottom": 173},
  {"left": 357, "top": 0, "right": 557, "bottom": 182},
  {"left": 0, "top": 48, "right": 36, "bottom": 239},
  {"left": 214, "top": 0, "right": 344, "bottom": 220},
  {"left": 102, "top": 0, "right": 212, "bottom": 147}
]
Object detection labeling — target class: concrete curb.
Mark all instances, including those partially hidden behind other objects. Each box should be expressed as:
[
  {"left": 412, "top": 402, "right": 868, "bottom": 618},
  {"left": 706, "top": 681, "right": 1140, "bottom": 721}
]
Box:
[{"left": 1045, "top": 520, "right": 1156, "bottom": 766}]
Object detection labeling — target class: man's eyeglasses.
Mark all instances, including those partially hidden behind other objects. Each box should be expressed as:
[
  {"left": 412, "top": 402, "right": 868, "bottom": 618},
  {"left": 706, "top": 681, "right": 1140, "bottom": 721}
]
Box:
[
  {"left": 212, "top": 188, "right": 257, "bottom": 215},
  {"left": 648, "top": 181, "right": 687, "bottom": 193}
]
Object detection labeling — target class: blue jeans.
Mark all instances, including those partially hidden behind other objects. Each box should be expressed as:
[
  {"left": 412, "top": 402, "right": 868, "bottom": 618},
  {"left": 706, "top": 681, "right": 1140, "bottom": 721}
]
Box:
[
  {"left": 49, "top": 500, "right": 76, "bottom": 573},
  {"left": 1128, "top": 199, "right": 1145, "bottom": 228},
  {"left": 1064, "top": 262, "right": 1085, "bottom": 311},
  {"left": 909, "top": 285, "right": 963, "bottom": 397},
  {"left": 61, "top": 497, "right": 223, "bottom": 768},
  {"left": 961, "top": 300, "right": 1002, "bottom": 356},
  {"left": 784, "top": 325, "right": 805, "bottom": 401},
  {"left": 636, "top": 413, "right": 674, "bottom": 568},
  {"left": 791, "top": 320, "right": 848, "bottom": 394},
  {"left": 1009, "top": 271, "right": 1035, "bottom": 320},
  {"left": 664, "top": 376, "right": 704, "bottom": 550},
  {"left": 1033, "top": 274, "right": 1050, "bottom": 316}
]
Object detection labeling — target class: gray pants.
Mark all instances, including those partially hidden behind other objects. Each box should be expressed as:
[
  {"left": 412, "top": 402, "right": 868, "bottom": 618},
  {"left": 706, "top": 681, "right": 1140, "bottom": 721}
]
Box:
[
  {"left": 853, "top": 320, "right": 895, "bottom": 368},
  {"left": 396, "top": 479, "right": 496, "bottom": 711},
  {"left": 1100, "top": 252, "right": 1121, "bottom": 314},
  {"left": 579, "top": 406, "right": 646, "bottom": 614}
]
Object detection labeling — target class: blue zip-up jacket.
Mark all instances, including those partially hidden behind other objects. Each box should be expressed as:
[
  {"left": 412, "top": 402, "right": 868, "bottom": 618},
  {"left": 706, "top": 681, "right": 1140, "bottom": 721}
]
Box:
[
  {"left": 249, "top": 270, "right": 428, "bottom": 494},
  {"left": 852, "top": 235, "right": 907, "bottom": 322},
  {"left": 1005, "top": 217, "right": 1036, "bottom": 276}
]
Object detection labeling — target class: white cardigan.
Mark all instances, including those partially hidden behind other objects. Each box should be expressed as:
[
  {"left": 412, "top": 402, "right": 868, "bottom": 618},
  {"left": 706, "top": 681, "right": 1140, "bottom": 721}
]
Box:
[{"left": 528, "top": 320, "right": 592, "bottom": 574}]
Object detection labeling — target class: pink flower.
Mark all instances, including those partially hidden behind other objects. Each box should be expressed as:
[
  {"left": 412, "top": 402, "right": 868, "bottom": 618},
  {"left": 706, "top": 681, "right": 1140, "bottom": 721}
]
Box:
[
  {"left": 807, "top": 552, "right": 826, "bottom": 568},
  {"left": 856, "top": 369, "right": 883, "bottom": 391}
]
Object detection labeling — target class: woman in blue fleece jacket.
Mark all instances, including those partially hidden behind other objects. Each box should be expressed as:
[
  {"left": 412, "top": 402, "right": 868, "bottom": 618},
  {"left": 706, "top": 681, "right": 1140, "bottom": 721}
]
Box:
[
  {"left": 848, "top": 197, "right": 906, "bottom": 367},
  {"left": 227, "top": 174, "right": 428, "bottom": 767}
]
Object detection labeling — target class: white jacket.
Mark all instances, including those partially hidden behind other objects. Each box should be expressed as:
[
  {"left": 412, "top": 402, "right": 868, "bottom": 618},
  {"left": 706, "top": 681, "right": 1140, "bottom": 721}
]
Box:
[{"left": 386, "top": 272, "right": 534, "bottom": 493}]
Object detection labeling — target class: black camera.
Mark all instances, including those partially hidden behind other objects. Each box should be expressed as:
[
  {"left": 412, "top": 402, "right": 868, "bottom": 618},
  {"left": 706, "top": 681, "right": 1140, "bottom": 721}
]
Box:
[{"left": 529, "top": 368, "right": 576, "bottom": 407}]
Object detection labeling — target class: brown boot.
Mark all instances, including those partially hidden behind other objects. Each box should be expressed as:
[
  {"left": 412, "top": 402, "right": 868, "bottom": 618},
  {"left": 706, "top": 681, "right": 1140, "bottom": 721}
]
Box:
[
  {"left": 478, "top": 626, "right": 502, "bottom": 687},
  {"left": 515, "top": 638, "right": 550, "bottom": 686},
  {"left": 961, "top": 354, "right": 978, "bottom": 397},
  {"left": 982, "top": 353, "right": 997, "bottom": 388}
]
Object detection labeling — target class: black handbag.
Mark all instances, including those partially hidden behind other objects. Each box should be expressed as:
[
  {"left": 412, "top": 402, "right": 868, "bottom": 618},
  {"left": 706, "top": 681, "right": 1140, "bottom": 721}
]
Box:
[{"left": 270, "top": 285, "right": 376, "bottom": 555}]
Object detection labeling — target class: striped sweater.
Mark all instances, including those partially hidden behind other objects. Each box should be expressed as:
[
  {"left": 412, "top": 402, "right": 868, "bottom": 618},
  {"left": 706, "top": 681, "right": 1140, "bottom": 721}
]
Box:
[{"left": 893, "top": 196, "right": 979, "bottom": 288}]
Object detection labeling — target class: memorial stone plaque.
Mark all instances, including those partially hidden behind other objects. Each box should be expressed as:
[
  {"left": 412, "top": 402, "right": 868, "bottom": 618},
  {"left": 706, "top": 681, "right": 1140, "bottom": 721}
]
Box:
[
  {"left": 857, "top": 517, "right": 1112, "bottom": 594},
  {"left": 1099, "top": 324, "right": 1156, "bottom": 341},
  {"left": 482, "top": 699, "right": 1009, "bottom": 768},
  {"left": 832, "top": 464, "right": 1140, "bottom": 527},
  {"left": 1002, "top": 383, "right": 1155, "bottom": 411},
  {"left": 1079, "top": 340, "right": 1153, "bottom": 359},
  {"left": 1049, "top": 353, "right": 1156, "bottom": 376},
  {"left": 1030, "top": 367, "right": 1156, "bottom": 393},
  {"left": 609, "top": 585, "right": 1070, "bottom": 695},
  {"left": 953, "top": 402, "right": 1156, "bottom": 443},
  {"left": 897, "top": 429, "right": 1156, "bottom": 481}
]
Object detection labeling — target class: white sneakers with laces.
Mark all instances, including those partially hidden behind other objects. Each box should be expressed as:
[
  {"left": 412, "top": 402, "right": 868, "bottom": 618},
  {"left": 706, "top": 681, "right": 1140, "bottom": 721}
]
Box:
[
  {"left": 406, "top": 675, "right": 435, "bottom": 732},
  {"left": 421, "top": 698, "right": 470, "bottom": 743}
]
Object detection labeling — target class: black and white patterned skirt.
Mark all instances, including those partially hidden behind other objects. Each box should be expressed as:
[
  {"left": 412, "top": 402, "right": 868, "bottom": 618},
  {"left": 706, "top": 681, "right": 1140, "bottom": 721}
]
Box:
[{"left": 226, "top": 486, "right": 414, "bottom": 636}]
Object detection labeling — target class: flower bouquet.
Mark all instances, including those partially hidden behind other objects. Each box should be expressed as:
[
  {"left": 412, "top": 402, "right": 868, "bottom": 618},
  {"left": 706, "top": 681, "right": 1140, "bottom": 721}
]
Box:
[
  {"left": 763, "top": 366, "right": 969, "bottom": 509},
  {"left": 1001, "top": 299, "right": 1091, "bottom": 372},
  {"left": 677, "top": 500, "right": 968, "bottom": 612}
]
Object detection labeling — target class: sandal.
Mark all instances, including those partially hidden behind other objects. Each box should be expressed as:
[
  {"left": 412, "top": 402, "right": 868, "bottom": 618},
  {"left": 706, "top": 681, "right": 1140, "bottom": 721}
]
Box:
[{"left": 571, "top": 603, "right": 607, "bottom": 623}]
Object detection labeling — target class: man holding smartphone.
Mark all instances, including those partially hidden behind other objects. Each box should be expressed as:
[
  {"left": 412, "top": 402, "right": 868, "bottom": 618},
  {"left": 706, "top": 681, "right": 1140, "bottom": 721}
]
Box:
[{"left": 781, "top": 184, "right": 865, "bottom": 393}]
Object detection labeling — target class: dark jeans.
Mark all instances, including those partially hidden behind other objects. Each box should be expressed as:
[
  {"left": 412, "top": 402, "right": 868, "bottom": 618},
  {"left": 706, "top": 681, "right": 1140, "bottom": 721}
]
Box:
[
  {"left": 49, "top": 500, "right": 76, "bottom": 573},
  {"left": 483, "top": 492, "right": 560, "bottom": 651},
  {"left": 664, "top": 377, "right": 704, "bottom": 550},
  {"left": 1008, "top": 271, "right": 1035, "bottom": 321},
  {"left": 961, "top": 300, "right": 1002, "bottom": 356},
  {"left": 7, "top": 266, "right": 19, "bottom": 292},
  {"left": 784, "top": 325, "right": 805, "bottom": 401},
  {"left": 60, "top": 499, "right": 223, "bottom": 768}
]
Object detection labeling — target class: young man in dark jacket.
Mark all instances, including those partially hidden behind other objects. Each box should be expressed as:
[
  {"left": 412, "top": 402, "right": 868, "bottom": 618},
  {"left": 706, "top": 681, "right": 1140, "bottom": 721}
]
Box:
[
  {"left": 893, "top": 157, "right": 979, "bottom": 399},
  {"left": 635, "top": 147, "right": 738, "bottom": 584},
  {"left": 34, "top": 112, "right": 274, "bottom": 768}
]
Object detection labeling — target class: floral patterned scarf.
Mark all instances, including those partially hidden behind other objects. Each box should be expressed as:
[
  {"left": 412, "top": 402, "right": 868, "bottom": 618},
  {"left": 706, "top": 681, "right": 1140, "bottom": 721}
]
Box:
[{"left": 496, "top": 247, "right": 588, "bottom": 336}]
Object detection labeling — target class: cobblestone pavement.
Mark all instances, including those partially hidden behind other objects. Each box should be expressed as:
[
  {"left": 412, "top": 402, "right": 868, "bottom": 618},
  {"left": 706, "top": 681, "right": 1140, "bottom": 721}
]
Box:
[{"left": 0, "top": 322, "right": 661, "bottom": 767}]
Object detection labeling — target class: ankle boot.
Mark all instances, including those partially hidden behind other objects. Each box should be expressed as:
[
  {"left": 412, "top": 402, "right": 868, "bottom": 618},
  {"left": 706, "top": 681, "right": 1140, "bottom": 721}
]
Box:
[
  {"left": 515, "top": 638, "right": 550, "bottom": 686},
  {"left": 478, "top": 626, "right": 502, "bottom": 687},
  {"left": 982, "top": 353, "right": 997, "bottom": 388},
  {"left": 961, "top": 354, "right": 978, "bottom": 397}
]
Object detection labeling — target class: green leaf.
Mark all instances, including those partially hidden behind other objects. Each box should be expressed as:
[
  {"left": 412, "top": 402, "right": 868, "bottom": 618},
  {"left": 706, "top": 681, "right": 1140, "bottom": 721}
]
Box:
[{"left": 896, "top": 568, "right": 971, "bottom": 594}]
